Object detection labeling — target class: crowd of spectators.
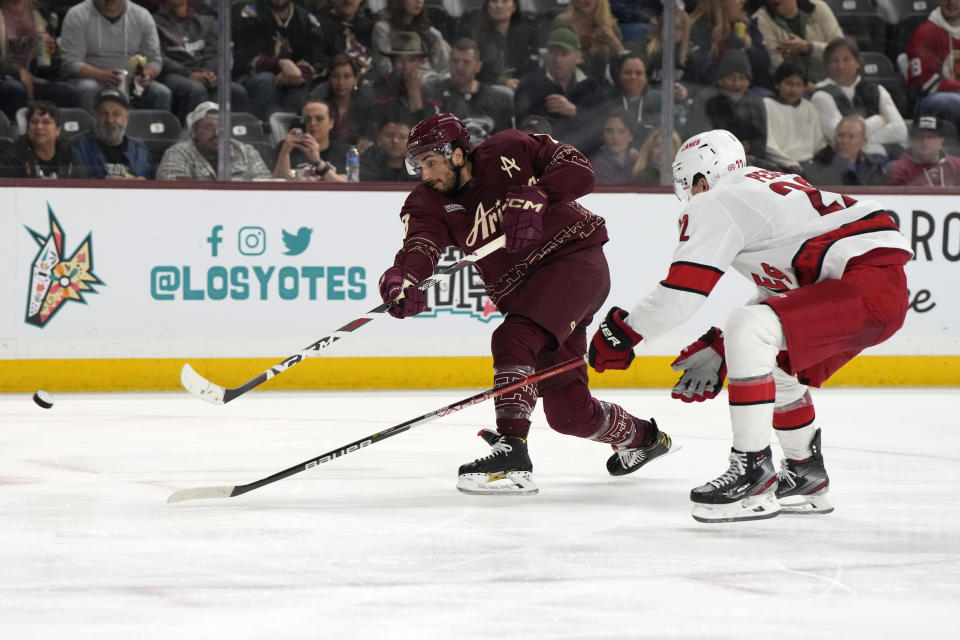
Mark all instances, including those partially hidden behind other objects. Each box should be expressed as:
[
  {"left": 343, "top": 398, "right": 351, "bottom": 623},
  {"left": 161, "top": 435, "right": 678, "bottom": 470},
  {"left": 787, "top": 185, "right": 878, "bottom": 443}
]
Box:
[{"left": 2, "top": 0, "right": 960, "bottom": 186}]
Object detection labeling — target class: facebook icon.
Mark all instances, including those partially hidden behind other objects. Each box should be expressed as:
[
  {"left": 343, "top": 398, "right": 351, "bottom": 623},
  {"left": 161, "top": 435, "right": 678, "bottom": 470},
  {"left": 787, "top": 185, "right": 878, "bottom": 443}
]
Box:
[{"left": 207, "top": 225, "right": 223, "bottom": 257}]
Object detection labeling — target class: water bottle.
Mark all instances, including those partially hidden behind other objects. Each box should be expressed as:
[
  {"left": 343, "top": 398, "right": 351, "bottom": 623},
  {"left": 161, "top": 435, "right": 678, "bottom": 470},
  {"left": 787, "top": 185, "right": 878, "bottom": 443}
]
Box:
[{"left": 346, "top": 145, "right": 360, "bottom": 183}]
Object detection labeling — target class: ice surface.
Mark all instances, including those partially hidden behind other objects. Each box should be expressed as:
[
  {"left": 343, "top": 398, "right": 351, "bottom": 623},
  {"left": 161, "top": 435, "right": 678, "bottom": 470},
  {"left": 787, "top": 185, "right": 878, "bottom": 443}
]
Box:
[{"left": 1, "top": 388, "right": 958, "bottom": 638}]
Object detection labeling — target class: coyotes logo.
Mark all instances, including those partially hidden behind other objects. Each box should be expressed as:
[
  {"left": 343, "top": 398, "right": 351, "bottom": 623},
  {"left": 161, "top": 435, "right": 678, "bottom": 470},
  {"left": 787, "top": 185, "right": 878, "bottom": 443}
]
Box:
[{"left": 25, "top": 205, "right": 102, "bottom": 327}]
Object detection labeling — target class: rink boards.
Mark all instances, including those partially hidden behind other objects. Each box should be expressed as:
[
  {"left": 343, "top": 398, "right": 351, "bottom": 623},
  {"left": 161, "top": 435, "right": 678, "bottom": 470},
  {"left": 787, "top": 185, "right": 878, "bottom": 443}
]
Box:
[{"left": 1, "top": 182, "right": 957, "bottom": 390}]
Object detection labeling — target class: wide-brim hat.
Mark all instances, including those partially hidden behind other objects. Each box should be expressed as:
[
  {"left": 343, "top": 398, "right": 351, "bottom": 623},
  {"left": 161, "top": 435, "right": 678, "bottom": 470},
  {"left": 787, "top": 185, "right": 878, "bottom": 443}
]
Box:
[{"left": 381, "top": 31, "right": 427, "bottom": 57}]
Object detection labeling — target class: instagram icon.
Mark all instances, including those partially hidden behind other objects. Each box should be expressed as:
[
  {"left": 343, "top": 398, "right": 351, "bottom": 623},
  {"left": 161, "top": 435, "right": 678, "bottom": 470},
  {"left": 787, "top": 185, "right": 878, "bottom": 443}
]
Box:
[{"left": 238, "top": 226, "right": 266, "bottom": 256}]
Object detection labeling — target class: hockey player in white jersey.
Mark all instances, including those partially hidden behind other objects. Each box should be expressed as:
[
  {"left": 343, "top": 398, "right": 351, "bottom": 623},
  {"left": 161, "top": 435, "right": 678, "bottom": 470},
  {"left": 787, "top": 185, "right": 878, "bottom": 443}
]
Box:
[{"left": 588, "top": 129, "right": 913, "bottom": 523}]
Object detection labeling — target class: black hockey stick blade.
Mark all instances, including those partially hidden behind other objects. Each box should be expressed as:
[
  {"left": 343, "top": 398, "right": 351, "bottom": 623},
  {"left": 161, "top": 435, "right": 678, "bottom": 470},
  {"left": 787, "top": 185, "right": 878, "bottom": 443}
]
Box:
[
  {"left": 167, "top": 355, "right": 586, "bottom": 503},
  {"left": 180, "top": 236, "right": 506, "bottom": 405}
]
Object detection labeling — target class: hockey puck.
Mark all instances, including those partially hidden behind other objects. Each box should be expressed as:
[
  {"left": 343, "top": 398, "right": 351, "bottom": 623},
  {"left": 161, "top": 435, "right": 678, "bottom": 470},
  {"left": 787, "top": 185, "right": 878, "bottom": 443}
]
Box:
[{"left": 33, "top": 390, "right": 55, "bottom": 409}]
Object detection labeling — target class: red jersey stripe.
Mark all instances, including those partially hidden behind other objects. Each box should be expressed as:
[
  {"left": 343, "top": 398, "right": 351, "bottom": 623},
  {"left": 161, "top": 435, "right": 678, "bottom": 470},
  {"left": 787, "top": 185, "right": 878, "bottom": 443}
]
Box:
[
  {"left": 728, "top": 376, "right": 776, "bottom": 405},
  {"left": 661, "top": 261, "right": 725, "bottom": 296},
  {"left": 792, "top": 212, "right": 903, "bottom": 286}
]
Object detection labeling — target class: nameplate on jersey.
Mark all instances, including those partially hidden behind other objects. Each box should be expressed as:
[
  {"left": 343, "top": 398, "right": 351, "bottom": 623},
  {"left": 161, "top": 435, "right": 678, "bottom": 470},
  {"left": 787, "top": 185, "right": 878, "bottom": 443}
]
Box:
[{"left": 444, "top": 204, "right": 466, "bottom": 213}]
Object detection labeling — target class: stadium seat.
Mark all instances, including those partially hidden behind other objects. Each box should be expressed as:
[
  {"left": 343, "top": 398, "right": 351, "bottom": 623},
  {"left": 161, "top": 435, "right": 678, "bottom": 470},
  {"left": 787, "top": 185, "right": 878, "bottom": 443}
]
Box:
[
  {"left": 822, "top": 0, "right": 888, "bottom": 55},
  {"left": 57, "top": 108, "right": 95, "bottom": 143},
  {"left": 125, "top": 109, "right": 182, "bottom": 163},
  {"left": 266, "top": 111, "right": 297, "bottom": 146},
  {"left": 229, "top": 111, "right": 267, "bottom": 143},
  {"left": 860, "top": 50, "right": 912, "bottom": 115},
  {"left": 229, "top": 112, "right": 275, "bottom": 166},
  {"left": 0, "top": 111, "right": 17, "bottom": 140},
  {"left": 883, "top": 0, "right": 933, "bottom": 59}
]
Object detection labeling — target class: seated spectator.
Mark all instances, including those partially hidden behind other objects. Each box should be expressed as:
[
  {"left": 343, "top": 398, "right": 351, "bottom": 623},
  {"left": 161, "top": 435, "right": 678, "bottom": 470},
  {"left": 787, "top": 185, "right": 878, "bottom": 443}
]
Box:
[
  {"left": 752, "top": 0, "right": 843, "bottom": 87},
  {"left": 309, "top": 54, "right": 376, "bottom": 149},
  {"left": 514, "top": 27, "right": 606, "bottom": 156},
  {"left": 426, "top": 38, "right": 513, "bottom": 141},
  {"left": 518, "top": 113, "right": 552, "bottom": 135},
  {"left": 688, "top": 0, "right": 773, "bottom": 89},
  {"left": 0, "top": 100, "right": 84, "bottom": 177},
  {"left": 317, "top": 0, "right": 376, "bottom": 78},
  {"left": 906, "top": 0, "right": 960, "bottom": 134},
  {"left": 0, "top": 0, "right": 78, "bottom": 120},
  {"left": 588, "top": 109, "right": 638, "bottom": 183},
  {"left": 457, "top": 0, "right": 539, "bottom": 91},
  {"left": 811, "top": 37, "right": 906, "bottom": 160},
  {"left": 610, "top": 0, "right": 658, "bottom": 42},
  {"left": 370, "top": 31, "right": 441, "bottom": 123},
  {"left": 686, "top": 48, "right": 767, "bottom": 160},
  {"left": 639, "top": 6, "right": 695, "bottom": 104},
  {"left": 764, "top": 61, "right": 825, "bottom": 172},
  {"left": 232, "top": 0, "right": 326, "bottom": 120},
  {"left": 688, "top": 0, "right": 772, "bottom": 91},
  {"left": 59, "top": 0, "right": 171, "bottom": 113},
  {"left": 802, "top": 114, "right": 887, "bottom": 185},
  {"left": 358, "top": 112, "right": 417, "bottom": 181},
  {"left": 272, "top": 99, "right": 349, "bottom": 181},
  {"left": 602, "top": 52, "right": 662, "bottom": 132},
  {"left": 886, "top": 115, "right": 960, "bottom": 186},
  {"left": 371, "top": 0, "right": 449, "bottom": 81},
  {"left": 551, "top": 0, "right": 625, "bottom": 81},
  {"left": 156, "top": 101, "right": 270, "bottom": 180},
  {"left": 70, "top": 89, "right": 153, "bottom": 178},
  {"left": 631, "top": 126, "right": 682, "bottom": 185},
  {"left": 154, "top": 0, "right": 249, "bottom": 122}
]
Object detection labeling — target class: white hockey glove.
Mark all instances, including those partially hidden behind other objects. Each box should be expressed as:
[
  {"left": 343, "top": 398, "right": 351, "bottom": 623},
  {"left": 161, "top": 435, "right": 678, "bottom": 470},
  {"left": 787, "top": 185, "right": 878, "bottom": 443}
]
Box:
[{"left": 670, "top": 327, "right": 726, "bottom": 403}]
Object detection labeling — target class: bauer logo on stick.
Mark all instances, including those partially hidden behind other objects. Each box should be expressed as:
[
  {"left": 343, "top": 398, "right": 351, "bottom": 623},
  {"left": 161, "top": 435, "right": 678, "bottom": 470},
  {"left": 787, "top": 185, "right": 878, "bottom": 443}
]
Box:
[{"left": 24, "top": 205, "right": 103, "bottom": 327}]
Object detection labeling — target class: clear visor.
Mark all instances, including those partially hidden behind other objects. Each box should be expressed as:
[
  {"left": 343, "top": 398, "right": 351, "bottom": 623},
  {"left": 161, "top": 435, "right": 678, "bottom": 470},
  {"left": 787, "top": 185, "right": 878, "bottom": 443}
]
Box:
[
  {"left": 672, "top": 162, "right": 689, "bottom": 202},
  {"left": 404, "top": 143, "right": 454, "bottom": 176}
]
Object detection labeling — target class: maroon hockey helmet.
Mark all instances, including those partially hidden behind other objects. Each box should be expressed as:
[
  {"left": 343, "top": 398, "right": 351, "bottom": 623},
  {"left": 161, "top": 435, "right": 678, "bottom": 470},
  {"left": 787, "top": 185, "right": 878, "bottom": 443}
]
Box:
[{"left": 405, "top": 112, "right": 471, "bottom": 175}]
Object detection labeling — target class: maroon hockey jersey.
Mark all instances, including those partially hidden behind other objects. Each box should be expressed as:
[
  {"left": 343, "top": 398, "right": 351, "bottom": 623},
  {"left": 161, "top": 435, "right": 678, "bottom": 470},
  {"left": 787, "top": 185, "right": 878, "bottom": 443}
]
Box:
[{"left": 392, "top": 129, "right": 608, "bottom": 309}]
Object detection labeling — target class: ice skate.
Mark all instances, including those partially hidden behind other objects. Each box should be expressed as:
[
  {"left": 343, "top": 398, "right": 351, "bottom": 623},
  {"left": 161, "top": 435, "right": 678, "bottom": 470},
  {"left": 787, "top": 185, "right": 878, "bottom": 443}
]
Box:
[
  {"left": 690, "top": 446, "right": 780, "bottom": 523},
  {"left": 606, "top": 419, "right": 676, "bottom": 476},
  {"left": 457, "top": 429, "right": 538, "bottom": 495},
  {"left": 776, "top": 428, "right": 834, "bottom": 514}
]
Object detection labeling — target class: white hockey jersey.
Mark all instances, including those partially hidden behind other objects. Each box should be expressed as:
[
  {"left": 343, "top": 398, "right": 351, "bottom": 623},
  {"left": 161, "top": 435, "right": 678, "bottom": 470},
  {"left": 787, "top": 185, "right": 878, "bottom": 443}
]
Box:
[{"left": 626, "top": 167, "right": 913, "bottom": 342}]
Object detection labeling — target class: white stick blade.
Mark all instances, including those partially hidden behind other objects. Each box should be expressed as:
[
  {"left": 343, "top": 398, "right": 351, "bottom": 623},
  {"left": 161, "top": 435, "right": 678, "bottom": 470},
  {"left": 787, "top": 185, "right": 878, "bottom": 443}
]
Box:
[
  {"left": 166, "top": 485, "right": 234, "bottom": 503},
  {"left": 180, "top": 363, "right": 226, "bottom": 405}
]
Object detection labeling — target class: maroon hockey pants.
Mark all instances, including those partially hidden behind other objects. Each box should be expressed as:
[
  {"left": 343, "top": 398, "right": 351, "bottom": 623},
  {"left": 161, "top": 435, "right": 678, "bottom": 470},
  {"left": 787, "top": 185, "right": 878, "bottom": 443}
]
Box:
[{"left": 489, "top": 247, "right": 650, "bottom": 447}]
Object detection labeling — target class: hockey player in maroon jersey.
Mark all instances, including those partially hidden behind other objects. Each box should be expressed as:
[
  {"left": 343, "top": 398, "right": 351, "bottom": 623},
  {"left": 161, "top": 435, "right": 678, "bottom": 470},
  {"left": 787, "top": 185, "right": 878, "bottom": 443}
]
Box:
[
  {"left": 378, "top": 112, "right": 673, "bottom": 494},
  {"left": 588, "top": 129, "right": 913, "bottom": 522}
]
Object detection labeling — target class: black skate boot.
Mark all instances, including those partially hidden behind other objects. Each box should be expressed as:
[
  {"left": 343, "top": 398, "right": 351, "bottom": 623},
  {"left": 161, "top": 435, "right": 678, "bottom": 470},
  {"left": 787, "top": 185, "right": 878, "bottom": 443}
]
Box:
[
  {"left": 690, "top": 446, "right": 779, "bottom": 523},
  {"left": 606, "top": 419, "right": 675, "bottom": 476},
  {"left": 776, "top": 428, "right": 834, "bottom": 514},
  {"left": 457, "top": 429, "right": 537, "bottom": 495}
]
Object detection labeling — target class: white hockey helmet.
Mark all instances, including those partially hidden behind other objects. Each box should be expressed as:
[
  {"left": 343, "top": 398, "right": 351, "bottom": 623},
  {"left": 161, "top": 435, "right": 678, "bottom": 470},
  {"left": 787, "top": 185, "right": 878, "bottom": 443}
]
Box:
[{"left": 671, "top": 129, "right": 746, "bottom": 201}]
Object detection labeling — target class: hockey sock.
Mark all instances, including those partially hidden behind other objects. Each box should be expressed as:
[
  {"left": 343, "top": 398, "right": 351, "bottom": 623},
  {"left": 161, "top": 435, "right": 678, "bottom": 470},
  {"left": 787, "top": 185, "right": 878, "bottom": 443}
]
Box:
[
  {"left": 494, "top": 365, "right": 536, "bottom": 438},
  {"left": 724, "top": 304, "right": 785, "bottom": 453},
  {"left": 773, "top": 391, "right": 817, "bottom": 459},
  {"left": 586, "top": 401, "right": 651, "bottom": 448},
  {"left": 728, "top": 374, "right": 776, "bottom": 452}
]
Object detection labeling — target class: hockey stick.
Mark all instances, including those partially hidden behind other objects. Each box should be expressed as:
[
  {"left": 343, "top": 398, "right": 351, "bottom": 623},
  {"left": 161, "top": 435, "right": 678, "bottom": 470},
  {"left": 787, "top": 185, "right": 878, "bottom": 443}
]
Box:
[
  {"left": 180, "top": 236, "right": 506, "bottom": 405},
  {"left": 167, "top": 354, "right": 586, "bottom": 503}
]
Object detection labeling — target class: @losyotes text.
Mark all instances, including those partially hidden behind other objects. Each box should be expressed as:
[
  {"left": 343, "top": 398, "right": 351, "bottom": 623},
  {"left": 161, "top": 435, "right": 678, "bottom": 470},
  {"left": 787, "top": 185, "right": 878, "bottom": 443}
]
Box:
[{"left": 150, "top": 265, "right": 366, "bottom": 301}]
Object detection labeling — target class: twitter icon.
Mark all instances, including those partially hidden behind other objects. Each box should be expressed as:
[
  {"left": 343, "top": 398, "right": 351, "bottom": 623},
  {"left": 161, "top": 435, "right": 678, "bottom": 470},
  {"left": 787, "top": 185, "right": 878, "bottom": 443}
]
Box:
[{"left": 282, "top": 227, "right": 313, "bottom": 255}]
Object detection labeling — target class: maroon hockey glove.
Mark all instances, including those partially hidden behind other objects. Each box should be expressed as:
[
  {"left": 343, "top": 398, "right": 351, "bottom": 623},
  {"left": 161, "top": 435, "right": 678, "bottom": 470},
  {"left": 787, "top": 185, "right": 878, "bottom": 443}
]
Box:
[
  {"left": 670, "top": 327, "right": 726, "bottom": 402},
  {"left": 501, "top": 185, "right": 547, "bottom": 253},
  {"left": 378, "top": 266, "right": 427, "bottom": 319},
  {"left": 589, "top": 307, "right": 643, "bottom": 373}
]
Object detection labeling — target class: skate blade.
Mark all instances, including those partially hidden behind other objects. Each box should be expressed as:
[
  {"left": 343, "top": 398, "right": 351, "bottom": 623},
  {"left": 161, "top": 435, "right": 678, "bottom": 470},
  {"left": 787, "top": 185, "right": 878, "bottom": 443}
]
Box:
[
  {"left": 457, "top": 471, "right": 538, "bottom": 495},
  {"left": 778, "top": 493, "right": 834, "bottom": 515},
  {"left": 691, "top": 491, "right": 781, "bottom": 523}
]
